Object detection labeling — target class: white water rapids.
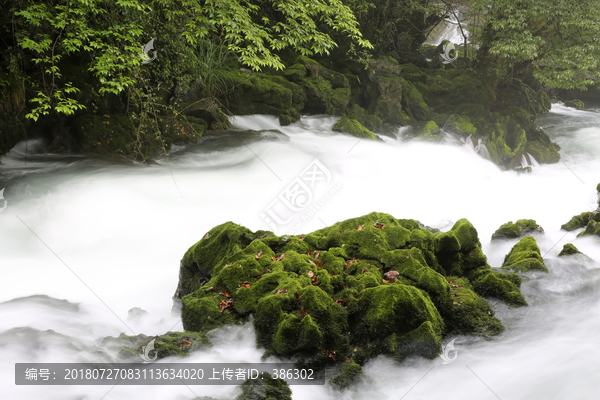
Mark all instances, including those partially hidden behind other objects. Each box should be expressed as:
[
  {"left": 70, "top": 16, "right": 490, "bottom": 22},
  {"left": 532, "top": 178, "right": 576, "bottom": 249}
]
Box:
[{"left": 1, "top": 103, "right": 600, "bottom": 399}]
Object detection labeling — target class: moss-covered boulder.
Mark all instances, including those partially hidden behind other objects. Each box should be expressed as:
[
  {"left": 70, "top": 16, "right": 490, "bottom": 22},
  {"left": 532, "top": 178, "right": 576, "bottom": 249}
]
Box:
[
  {"left": 346, "top": 104, "right": 396, "bottom": 134},
  {"left": 414, "top": 120, "right": 441, "bottom": 140},
  {"left": 236, "top": 372, "right": 292, "bottom": 400},
  {"left": 472, "top": 272, "right": 527, "bottom": 307},
  {"left": 218, "top": 70, "right": 305, "bottom": 124},
  {"left": 491, "top": 219, "right": 544, "bottom": 240},
  {"left": 362, "top": 56, "right": 409, "bottom": 125},
  {"left": 174, "top": 222, "right": 272, "bottom": 299},
  {"left": 561, "top": 212, "right": 596, "bottom": 231},
  {"left": 104, "top": 331, "right": 211, "bottom": 362},
  {"left": 332, "top": 117, "right": 377, "bottom": 140},
  {"left": 501, "top": 236, "right": 548, "bottom": 273},
  {"left": 558, "top": 243, "right": 581, "bottom": 257},
  {"left": 401, "top": 80, "right": 430, "bottom": 121},
  {"left": 296, "top": 56, "right": 350, "bottom": 115},
  {"left": 176, "top": 213, "right": 527, "bottom": 371},
  {"left": 578, "top": 219, "right": 600, "bottom": 238},
  {"left": 443, "top": 277, "right": 504, "bottom": 335},
  {"left": 350, "top": 284, "right": 443, "bottom": 360},
  {"left": 564, "top": 99, "right": 584, "bottom": 110},
  {"left": 397, "top": 64, "right": 561, "bottom": 168},
  {"left": 561, "top": 183, "right": 600, "bottom": 235}
]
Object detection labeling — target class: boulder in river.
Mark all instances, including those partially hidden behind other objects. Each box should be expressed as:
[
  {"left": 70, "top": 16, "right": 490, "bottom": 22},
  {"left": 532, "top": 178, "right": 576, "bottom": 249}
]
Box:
[
  {"left": 175, "top": 212, "right": 526, "bottom": 368},
  {"left": 491, "top": 219, "right": 544, "bottom": 241},
  {"left": 558, "top": 243, "right": 581, "bottom": 257},
  {"left": 501, "top": 236, "right": 548, "bottom": 273}
]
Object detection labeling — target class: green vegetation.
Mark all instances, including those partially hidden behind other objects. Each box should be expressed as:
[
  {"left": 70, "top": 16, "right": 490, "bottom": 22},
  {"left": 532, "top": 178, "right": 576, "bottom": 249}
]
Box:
[{"left": 2, "top": 0, "right": 593, "bottom": 167}]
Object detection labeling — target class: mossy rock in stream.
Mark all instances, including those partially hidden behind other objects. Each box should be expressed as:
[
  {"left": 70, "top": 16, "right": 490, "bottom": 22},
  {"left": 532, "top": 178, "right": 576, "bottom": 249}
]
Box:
[
  {"left": 564, "top": 99, "right": 585, "bottom": 110},
  {"left": 332, "top": 117, "right": 377, "bottom": 139},
  {"left": 236, "top": 372, "right": 292, "bottom": 400},
  {"left": 104, "top": 331, "right": 212, "bottom": 362},
  {"left": 217, "top": 70, "right": 305, "bottom": 124},
  {"left": 491, "top": 219, "right": 544, "bottom": 240},
  {"left": 177, "top": 213, "right": 526, "bottom": 370},
  {"left": 329, "top": 359, "right": 364, "bottom": 388},
  {"left": 558, "top": 243, "right": 581, "bottom": 256},
  {"left": 578, "top": 219, "right": 600, "bottom": 238},
  {"left": 501, "top": 236, "right": 548, "bottom": 273},
  {"left": 561, "top": 183, "right": 600, "bottom": 233},
  {"left": 561, "top": 212, "right": 598, "bottom": 231},
  {"left": 397, "top": 64, "right": 561, "bottom": 168}
]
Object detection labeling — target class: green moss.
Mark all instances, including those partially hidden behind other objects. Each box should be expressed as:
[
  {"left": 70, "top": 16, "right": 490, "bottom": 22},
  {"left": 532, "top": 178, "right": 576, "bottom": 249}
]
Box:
[
  {"left": 524, "top": 139, "right": 561, "bottom": 164},
  {"left": 491, "top": 219, "right": 543, "bottom": 240},
  {"left": 444, "top": 277, "right": 504, "bottom": 336},
  {"left": 347, "top": 104, "right": 385, "bottom": 132},
  {"left": 472, "top": 272, "right": 527, "bottom": 306},
  {"left": 578, "top": 219, "right": 600, "bottom": 237},
  {"left": 558, "top": 243, "right": 581, "bottom": 256},
  {"left": 176, "top": 222, "right": 264, "bottom": 299},
  {"left": 564, "top": 99, "right": 584, "bottom": 110},
  {"left": 501, "top": 236, "right": 548, "bottom": 273},
  {"left": 176, "top": 212, "right": 527, "bottom": 370},
  {"left": 533, "top": 91, "right": 551, "bottom": 114},
  {"left": 218, "top": 70, "right": 300, "bottom": 117},
  {"left": 423, "top": 120, "right": 439, "bottom": 134},
  {"left": 434, "top": 231, "right": 461, "bottom": 254},
  {"left": 350, "top": 284, "right": 443, "bottom": 360},
  {"left": 114, "top": 331, "right": 211, "bottom": 361},
  {"left": 332, "top": 117, "right": 377, "bottom": 140},
  {"left": 182, "top": 295, "right": 238, "bottom": 332},
  {"left": 237, "top": 372, "right": 292, "bottom": 400},
  {"left": 283, "top": 63, "right": 307, "bottom": 83},
  {"left": 401, "top": 80, "right": 429, "bottom": 121},
  {"left": 329, "top": 360, "right": 364, "bottom": 388},
  {"left": 451, "top": 219, "right": 479, "bottom": 252}
]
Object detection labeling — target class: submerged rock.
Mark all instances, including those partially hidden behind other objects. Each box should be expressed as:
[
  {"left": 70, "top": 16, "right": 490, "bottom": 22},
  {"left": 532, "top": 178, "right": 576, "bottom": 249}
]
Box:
[
  {"left": 501, "top": 236, "right": 548, "bottom": 273},
  {"left": 175, "top": 213, "right": 526, "bottom": 371},
  {"left": 558, "top": 243, "right": 581, "bottom": 257},
  {"left": 491, "top": 219, "right": 544, "bottom": 241}
]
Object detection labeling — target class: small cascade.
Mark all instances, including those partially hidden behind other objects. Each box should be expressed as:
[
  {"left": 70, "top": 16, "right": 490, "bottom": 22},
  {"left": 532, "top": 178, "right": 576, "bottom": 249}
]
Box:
[
  {"left": 527, "top": 152, "right": 541, "bottom": 167},
  {"left": 427, "top": 12, "right": 469, "bottom": 45},
  {"left": 474, "top": 137, "right": 491, "bottom": 160}
]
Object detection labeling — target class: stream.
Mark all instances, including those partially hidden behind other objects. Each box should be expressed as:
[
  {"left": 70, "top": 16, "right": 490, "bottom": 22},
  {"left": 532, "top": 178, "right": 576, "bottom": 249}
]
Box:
[{"left": 1, "top": 103, "right": 600, "bottom": 399}]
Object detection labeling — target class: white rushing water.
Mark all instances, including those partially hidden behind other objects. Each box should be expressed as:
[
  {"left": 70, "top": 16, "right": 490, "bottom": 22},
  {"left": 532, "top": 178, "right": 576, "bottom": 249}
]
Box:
[{"left": 1, "top": 103, "right": 600, "bottom": 399}]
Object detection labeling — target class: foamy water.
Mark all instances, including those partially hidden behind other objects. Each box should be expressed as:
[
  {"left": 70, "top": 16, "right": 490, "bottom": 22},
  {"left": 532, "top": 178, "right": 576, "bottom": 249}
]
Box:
[{"left": 1, "top": 103, "right": 600, "bottom": 399}]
